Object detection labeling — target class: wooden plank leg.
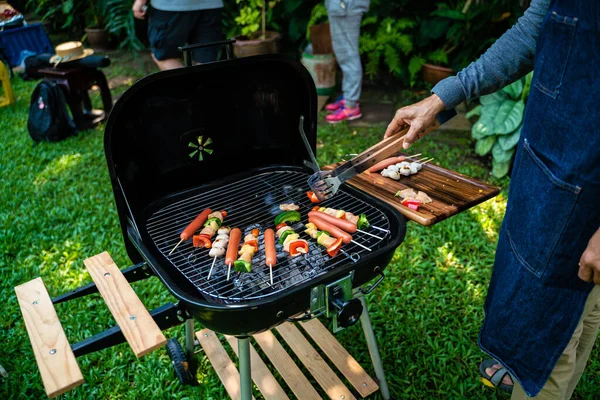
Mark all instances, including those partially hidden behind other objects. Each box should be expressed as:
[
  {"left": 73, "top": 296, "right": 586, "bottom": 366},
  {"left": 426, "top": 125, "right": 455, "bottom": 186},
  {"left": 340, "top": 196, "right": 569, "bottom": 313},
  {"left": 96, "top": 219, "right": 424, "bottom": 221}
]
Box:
[
  {"left": 15, "top": 278, "right": 84, "bottom": 398},
  {"left": 300, "top": 319, "right": 378, "bottom": 397},
  {"left": 225, "top": 336, "right": 289, "bottom": 400},
  {"left": 84, "top": 252, "right": 166, "bottom": 357},
  {"left": 253, "top": 331, "right": 321, "bottom": 400},
  {"left": 276, "top": 323, "right": 356, "bottom": 400},
  {"left": 197, "top": 330, "right": 255, "bottom": 400}
]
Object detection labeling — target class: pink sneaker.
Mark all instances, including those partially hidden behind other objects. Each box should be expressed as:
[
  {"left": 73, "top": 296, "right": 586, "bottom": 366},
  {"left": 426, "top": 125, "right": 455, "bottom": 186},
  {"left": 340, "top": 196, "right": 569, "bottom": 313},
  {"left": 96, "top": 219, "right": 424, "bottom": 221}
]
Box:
[
  {"left": 325, "top": 97, "right": 345, "bottom": 112},
  {"left": 326, "top": 105, "right": 362, "bottom": 124}
]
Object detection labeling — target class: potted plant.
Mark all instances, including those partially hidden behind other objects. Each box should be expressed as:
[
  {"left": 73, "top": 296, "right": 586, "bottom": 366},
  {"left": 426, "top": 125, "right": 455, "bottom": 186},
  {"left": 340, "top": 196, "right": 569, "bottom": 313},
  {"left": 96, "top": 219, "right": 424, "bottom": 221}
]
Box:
[
  {"left": 232, "top": 0, "right": 281, "bottom": 58},
  {"left": 84, "top": 0, "right": 110, "bottom": 51}
]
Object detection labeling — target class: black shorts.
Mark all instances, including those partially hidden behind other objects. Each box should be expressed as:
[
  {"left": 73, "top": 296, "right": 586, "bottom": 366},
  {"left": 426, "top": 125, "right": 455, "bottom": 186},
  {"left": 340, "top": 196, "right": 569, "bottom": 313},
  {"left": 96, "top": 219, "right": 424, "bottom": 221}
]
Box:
[{"left": 148, "top": 7, "right": 222, "bottom": 63}]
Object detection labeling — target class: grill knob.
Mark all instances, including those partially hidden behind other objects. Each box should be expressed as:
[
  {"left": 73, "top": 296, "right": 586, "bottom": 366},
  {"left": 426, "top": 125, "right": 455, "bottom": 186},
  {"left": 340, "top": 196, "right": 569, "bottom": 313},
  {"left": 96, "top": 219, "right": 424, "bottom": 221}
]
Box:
[{"left": 332, "top": 297, "right": 363, "bottom": 328}]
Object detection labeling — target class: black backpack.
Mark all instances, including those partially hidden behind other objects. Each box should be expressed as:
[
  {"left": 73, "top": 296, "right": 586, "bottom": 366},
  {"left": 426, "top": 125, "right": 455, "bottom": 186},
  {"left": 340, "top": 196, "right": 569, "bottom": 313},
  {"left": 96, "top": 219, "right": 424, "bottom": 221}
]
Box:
[{"left": 27, "top": 80, "right": 77, "bottom": 142}]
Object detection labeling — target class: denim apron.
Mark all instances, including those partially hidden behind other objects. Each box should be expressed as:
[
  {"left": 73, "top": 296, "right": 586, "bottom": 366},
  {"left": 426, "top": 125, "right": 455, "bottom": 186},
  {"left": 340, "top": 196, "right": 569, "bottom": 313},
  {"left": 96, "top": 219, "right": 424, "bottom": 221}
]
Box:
[{"left": 479, "top": 0, "right": 600, "bottom": 396}]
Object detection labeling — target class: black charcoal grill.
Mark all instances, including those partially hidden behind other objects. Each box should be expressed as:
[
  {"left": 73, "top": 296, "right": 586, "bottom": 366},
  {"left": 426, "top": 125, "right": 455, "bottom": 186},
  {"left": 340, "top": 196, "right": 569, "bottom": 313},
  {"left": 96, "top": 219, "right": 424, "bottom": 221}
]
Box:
[{"left": 99, "top": 47, "right": 406, "bottom": 398}]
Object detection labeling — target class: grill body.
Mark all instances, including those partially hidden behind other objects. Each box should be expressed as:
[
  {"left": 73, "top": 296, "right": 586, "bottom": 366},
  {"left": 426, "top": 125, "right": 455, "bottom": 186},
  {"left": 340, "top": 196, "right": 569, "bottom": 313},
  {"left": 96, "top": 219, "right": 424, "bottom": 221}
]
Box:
[{"left": 104, "top": 54, "right": 406, "bottom": 336}]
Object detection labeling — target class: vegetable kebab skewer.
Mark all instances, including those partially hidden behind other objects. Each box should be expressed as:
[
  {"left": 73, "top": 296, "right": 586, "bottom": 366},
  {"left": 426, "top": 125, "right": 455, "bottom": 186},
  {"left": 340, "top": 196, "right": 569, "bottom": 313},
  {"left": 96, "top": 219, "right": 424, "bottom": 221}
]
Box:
[
  {"left": 169, "top": 208, "right": 212, "bottom": 255},
  {"left": 233, "top": 228, "right": 260, "bottom": 276},
  {"left": 192, "top": 210, "right": 228, "bottom": 248},
  {"left": 304, "top": 223, "right": 343, "bottom": 257},
  {"left": 308, "top": 215, "right": 372, "bottom": 252},
  {"left": 274, "top": 211, "right": 309, "bottom": 258},
  {"left": 310, "top": 207, "right": 385, "bottom": 238},
  {"left": 207, "top": 226, "right": 231, "bottom": 280}
]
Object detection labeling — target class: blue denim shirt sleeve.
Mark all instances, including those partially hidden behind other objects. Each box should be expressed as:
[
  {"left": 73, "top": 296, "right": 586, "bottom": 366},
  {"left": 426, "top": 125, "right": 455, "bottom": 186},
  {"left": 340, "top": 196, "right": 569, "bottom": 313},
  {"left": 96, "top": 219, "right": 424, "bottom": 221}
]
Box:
[{"left": 432, "top": 0, "right": 550, "bottom": 109}]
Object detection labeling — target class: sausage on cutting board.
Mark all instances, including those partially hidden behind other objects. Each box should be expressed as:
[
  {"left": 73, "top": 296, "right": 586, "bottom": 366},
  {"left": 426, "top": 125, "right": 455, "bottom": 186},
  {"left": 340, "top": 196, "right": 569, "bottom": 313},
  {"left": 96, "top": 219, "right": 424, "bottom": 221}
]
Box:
[{"left": 366, "top": 156, "right": 406, "bottom": 173}]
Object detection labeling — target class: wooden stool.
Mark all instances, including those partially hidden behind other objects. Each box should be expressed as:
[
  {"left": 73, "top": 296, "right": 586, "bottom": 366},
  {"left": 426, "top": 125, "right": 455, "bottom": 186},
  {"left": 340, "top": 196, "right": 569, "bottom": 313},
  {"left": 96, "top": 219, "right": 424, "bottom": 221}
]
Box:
[{"left": 36, "top": 67, "right": 112, "bottom": 130}]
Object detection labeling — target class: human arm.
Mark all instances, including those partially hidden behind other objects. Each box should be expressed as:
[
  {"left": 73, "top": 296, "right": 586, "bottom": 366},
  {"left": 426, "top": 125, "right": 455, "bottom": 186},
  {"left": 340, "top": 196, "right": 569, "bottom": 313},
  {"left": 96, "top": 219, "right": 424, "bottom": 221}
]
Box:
[
  {"left": 579, "top": 227, "right": 600, "bottom": 285},
  {"left": 132, "top": 0, "right": 148, "bottom": 19},
  {"left": 384, "top": 0, "right": 550, "bottom": 145}
]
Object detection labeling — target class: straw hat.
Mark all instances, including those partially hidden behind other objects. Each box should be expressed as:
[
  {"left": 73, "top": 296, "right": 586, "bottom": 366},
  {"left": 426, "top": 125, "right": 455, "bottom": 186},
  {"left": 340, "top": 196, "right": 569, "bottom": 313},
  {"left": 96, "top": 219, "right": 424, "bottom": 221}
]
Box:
[{"left": 50, "top": 41, "right": 94, "bottom": 66}]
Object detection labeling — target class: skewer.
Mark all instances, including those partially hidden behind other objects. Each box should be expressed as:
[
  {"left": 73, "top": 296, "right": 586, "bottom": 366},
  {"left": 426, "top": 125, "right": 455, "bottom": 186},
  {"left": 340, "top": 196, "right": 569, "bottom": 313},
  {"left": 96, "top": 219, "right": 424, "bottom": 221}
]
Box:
[
  {"left": 207, "top": 256, "right": 217, "bottom": 280},
  {"left": 421, "top": 157, "right": 435, "bottom": 165},
  {"left": 351, "top": 240, "right": 372, "bottom": 252},
  {"left": 269, "top": 265, "right": 273, "bottom": 286},
  {"left": 169, "top": 239, "right": 183, "bottom": 255},
  {"left": 404, "top": 152, "right": 422, "bottom": 160},
  {"left": 356, "top": 229, "right": 383, "bottom": 240},
  {"left": 227, "top": 264, "right": 232, "bottom": 280},
  {"left": 370, "top": 226, "right": 391, "bottom": 235}
]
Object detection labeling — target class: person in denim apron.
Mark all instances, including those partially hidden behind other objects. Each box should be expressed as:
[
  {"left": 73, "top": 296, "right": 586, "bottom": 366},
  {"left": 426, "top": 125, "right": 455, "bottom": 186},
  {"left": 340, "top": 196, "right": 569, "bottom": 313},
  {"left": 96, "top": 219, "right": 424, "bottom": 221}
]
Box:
[{"left": 383, "top": 0, "right": 600, "bottom": 398}]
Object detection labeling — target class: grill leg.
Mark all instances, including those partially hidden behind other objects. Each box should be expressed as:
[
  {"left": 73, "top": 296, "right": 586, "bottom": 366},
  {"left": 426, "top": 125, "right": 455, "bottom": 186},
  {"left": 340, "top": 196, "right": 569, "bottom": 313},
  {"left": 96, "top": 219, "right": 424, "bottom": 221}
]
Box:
[
  {"left": 359, "top": 296, "right": 390, "bottom": 400},
  {"left": 185, "top": 319, "right": 195, "bottom": 361},
  {"left": 238, "top": 337, "right": 252, "bottom": 400}
]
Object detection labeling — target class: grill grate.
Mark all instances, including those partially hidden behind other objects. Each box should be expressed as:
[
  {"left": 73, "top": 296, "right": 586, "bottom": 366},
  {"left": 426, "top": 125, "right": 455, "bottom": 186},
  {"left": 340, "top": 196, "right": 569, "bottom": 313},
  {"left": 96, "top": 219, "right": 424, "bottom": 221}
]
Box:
[{"left": 146, "top": 170, "right": 392, "bottom": 303}]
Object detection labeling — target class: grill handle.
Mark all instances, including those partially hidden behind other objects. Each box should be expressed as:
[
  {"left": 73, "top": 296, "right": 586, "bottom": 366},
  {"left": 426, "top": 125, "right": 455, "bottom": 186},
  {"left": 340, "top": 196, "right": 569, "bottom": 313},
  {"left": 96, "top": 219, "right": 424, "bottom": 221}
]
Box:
[
  {"left": 285, "top": 309, "right": 325, "bottom": 323},
  {"left": 359, "top": 267, "right": 385, "bottom": 295},
  {"left": 179, "top": 39, "right": 236, "bottom": 66}
]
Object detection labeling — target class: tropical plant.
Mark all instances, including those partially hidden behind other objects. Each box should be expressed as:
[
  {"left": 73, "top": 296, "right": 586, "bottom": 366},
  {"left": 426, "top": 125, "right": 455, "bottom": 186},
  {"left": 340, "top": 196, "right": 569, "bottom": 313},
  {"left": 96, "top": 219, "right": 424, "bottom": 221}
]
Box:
[
  {"left": 466, "top": 71, "right": 533, "bottom": 178},
  {"left": 233, "top": 0, "right": 280, "bottom": 39},
  {"left": 103, "top": 0, "right": 144, "bottom": 50}
]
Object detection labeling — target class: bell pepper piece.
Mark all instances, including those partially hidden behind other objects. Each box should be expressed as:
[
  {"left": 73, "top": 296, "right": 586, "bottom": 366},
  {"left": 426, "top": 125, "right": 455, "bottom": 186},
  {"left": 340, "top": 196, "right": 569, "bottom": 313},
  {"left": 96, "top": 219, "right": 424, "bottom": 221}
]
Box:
[
  {"left": 192, "top": 234, "right": 212, "bottom": 248},
  {"left": 243, "top": 239, "right": 259, "bottom": 252},
  {"left": 401, "top": 198, "right": 421, "bottom": 211},
  {"left": 278, "top": 229, "right": 294, "bottom": 245},
  {"left": 357, "top": 214, "right": 369, "bottom": 229},
  {"left": 275, "top": 222, "right": 287, "bottom": 231},
  {"left": 326, "top": 237, "right": 343, "bottom": 257},
  {"left": 220, "top": 210, "right": 228, "bottom": 218},
  {"left": 251, "top": 228, "right": 260, "bottom": 237},
  {"left": 274, "top": 210, "right": 301, "bottom": 226},
  {"left": 204, "top": 217, "right": 222, "bottom": 228},
  {"left": 312, "top": 206, "right": 321, "bottom": 211},
  {"left": 307, "top": 191, "right": 321, "bottom": 203},
  {"left": 234, "top": 260, "right": 252, "bottom": 272},
  {"left": 289, "top": 240, "right": 309, "bottom": 256}
]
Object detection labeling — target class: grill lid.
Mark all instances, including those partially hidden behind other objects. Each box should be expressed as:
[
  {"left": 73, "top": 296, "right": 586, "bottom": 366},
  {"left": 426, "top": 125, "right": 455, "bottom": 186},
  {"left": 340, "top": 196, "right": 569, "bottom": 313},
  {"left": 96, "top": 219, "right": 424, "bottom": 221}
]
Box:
[{"left": 104, "top": 55, "right": 318, "bottom": 262}]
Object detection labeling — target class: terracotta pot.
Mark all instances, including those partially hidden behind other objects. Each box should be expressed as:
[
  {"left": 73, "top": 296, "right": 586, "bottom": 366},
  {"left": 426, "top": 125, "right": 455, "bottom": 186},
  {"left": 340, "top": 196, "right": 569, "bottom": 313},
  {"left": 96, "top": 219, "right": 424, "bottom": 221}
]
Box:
[
  {"left": 85, "top": 27, "right": 110, "bottom": 51},
  {"left": 421, "top": 63, "right": 454, "bottom": 85},
  {"left": 233, "top": 31, "right": 281, "bottom": 58}
]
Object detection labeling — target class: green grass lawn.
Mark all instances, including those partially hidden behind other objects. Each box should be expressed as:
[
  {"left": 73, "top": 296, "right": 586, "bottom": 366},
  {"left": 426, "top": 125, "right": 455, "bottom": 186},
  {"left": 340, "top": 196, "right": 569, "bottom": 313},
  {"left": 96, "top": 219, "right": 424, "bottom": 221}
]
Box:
[{"left": 1, "top": 53, "right": 598, "bottom": 399}]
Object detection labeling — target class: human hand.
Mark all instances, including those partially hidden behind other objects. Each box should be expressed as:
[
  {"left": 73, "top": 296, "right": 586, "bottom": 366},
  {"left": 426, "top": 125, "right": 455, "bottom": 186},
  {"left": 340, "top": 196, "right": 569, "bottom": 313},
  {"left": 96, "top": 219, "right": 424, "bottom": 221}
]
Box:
[
  {"left": 578, "top": 227, "right": 600, "bottom": 285},
  {"left": 132, "top": 0, "right": 148, "bottom": 19},
  {"left": 384, "top": 94, "right": 446, "bottom": 149}
]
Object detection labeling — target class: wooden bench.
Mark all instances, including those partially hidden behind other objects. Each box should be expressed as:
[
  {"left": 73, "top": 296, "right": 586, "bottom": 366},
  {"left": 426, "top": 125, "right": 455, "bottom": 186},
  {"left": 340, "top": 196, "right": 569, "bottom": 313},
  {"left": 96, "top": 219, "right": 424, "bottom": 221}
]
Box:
[{"left": 198, "top": 319, "right": 379, "bottom": 400}]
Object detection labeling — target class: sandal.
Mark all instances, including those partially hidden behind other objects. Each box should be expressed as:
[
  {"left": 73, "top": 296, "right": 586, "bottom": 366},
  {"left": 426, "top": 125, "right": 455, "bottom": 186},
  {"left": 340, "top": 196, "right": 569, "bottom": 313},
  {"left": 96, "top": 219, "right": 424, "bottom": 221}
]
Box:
[{"left": 479, "top": 358, "right": 514, "bottom": 393}]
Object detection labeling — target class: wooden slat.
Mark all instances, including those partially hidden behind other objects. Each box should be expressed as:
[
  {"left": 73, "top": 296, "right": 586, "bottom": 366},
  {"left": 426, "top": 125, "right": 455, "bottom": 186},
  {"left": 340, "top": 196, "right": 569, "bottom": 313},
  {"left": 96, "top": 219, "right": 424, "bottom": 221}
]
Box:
[
  {"left": 276, "top": 323, "right": 356, "bottom": 400},
  {"left": 253, "top": 331, "right": 321, "bottom": 400},
  {"left": 300, "top": 319, "right": 377, "bottom": 397},
  {"left": 226, "top": 336, "right": 289, "bottom": 400},
  {"left": 15, "top": 278, "right": 84, "bottom": 398},
  {"left": 197, "top": 330, "right": 255, "bottom": 400},
  {"left": 324, "top": 156, "right": 500, "bottom": 226},
  {"left": 84, "top": 252, "right": 166, "bottom": 357}
]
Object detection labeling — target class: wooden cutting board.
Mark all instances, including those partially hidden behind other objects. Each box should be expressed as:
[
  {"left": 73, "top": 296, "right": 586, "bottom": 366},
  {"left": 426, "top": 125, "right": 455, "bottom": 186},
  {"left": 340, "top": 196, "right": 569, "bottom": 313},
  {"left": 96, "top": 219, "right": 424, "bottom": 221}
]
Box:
[{"left": 323, "top": 158, "right": 500, "bottom": 226}]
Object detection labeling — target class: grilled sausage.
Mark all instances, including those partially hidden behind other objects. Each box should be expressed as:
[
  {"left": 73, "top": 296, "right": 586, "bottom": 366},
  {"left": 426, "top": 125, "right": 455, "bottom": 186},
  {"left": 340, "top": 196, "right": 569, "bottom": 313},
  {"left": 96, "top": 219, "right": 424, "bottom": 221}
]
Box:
[
  {"left": 308, "top": 216, "right": 352, "bottom": 244},
  {"left": 181, "top": 208, "right": 212, "bottom": 241},
  {"left": 308, "top": 211, "right": 357, "bottom": 233},
  {"left": 226, "top": 228, "right": 242, "bottom": 266},
  {"left": 264, "top": 228, "right": 277, "bottom": 267},
  {"left": 367, "top": 156, "right": 406, "bottom": 173}
]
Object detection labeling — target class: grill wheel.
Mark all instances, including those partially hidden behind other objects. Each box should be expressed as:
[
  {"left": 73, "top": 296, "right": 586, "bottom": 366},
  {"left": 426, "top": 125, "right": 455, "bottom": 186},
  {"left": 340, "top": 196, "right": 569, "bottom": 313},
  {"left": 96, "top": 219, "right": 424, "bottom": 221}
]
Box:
[{"left": 165, "top": 338, "right": 196, "bottom": 385}]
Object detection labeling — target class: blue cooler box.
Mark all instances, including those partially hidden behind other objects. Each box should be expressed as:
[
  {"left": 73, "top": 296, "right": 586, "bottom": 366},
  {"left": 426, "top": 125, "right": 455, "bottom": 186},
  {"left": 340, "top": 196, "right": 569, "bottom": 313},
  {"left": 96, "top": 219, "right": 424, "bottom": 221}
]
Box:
[{"left": 0, "top": 23, "right": 53, "bottom": 67}]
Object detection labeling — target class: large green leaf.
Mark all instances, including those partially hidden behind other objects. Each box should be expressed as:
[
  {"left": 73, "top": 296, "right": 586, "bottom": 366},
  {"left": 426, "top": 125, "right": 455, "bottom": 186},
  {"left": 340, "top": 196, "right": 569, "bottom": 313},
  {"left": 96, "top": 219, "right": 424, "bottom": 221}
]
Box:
[
  {"left": 465, "top": 105, "right": 481, "bottom": 119},
  {"left": 493, "top": 99, "right": 525, "bottom": 134},
  {"left": 492, "top": 159, "right": 511, "bottom": 178},
  {"left": 492, "top": 140, "right": 516, "bottom": 163},
  {"left": 498, "top": 125, "right": 522, "bottom": 150},
  {"left": 480, "top": 101, "right": 501, "bottom": 118},
  {"left": 471, "top": 115, "right": 495, "bottom": 140},
  {"left": 480, "top": 91, "right": 508, "bottom": 106},
  {"left": 431, "top": 9, "right": 467, "bottom": 20},
  {"left": 502, "top": 78, "right": 524, "bottom": 100},
  {"left": 475, "top": 136, "right": 497, "bottom": 156}
]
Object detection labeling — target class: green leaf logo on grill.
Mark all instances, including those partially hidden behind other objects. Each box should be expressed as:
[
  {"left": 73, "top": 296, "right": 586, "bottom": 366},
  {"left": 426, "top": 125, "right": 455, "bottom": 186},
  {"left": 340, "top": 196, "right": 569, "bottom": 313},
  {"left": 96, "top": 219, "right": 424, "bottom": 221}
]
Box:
[{"left": 188, "top": 136, "right": 213, "bottom": 161}]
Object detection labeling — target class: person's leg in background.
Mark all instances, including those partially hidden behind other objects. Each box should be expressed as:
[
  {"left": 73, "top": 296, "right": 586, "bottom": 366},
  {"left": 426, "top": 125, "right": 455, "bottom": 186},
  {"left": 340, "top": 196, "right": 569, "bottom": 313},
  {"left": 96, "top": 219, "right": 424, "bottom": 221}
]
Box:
[
  {"left": 511, "top": 285, "right": 600, "bottom": 400},
  {"left": 326, "top": 14, "right": 364, "bottom": 123},
  {"left": 189, "top": 8, "right": 223, "bottom": 64},
  {"left": 147, "top": 8, "right": 187, "bottom": 70}
]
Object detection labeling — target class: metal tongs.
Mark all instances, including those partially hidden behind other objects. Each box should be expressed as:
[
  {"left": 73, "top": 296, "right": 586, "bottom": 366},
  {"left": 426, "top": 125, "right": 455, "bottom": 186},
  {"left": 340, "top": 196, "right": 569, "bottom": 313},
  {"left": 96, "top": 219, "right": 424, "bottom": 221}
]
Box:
[{"left": 308, "top": 109, "right": 456, "bottom": 200}]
